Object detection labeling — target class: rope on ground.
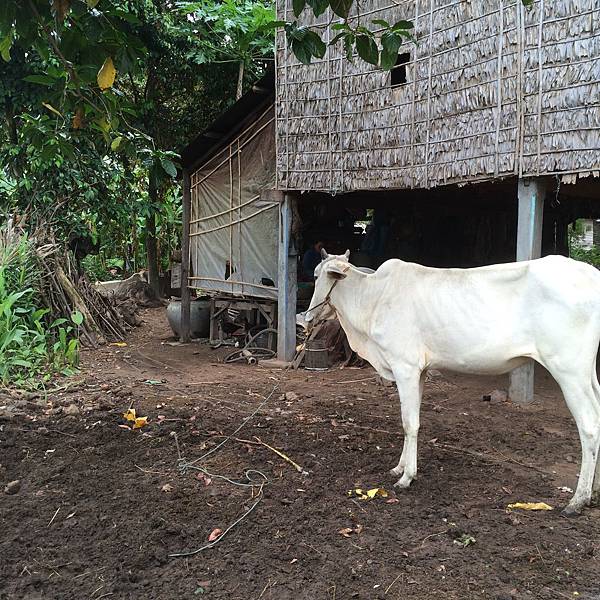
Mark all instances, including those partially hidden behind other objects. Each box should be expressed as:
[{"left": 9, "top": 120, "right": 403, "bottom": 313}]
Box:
[
  {"left": 169, "top": 304, "right": 332, "bottom": 559},
  {"left": 169, "top": 360, "right": 294, "bottom": 559},
  {"left": 168, "top": 470, "right": 268, "bottom": 558},
  {"left": 181, "top": 375, "right": 285, "bottom": 468}
]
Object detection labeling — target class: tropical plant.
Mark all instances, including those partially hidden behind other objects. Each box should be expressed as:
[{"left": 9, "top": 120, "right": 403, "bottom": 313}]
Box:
[
  {"left": 0, "top": 225, "right": 82, "bottom": 389},
  {"left": 568, "top": 220, "right": 600, "bottom": 268}
]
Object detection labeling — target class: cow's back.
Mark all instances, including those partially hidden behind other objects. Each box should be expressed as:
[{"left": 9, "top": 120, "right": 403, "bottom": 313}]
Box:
[{"left": 364, "top": 255, "right": 600, "bottom": 374}]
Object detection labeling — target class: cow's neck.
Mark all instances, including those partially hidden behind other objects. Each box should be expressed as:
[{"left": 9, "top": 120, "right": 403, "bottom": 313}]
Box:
[{"left": 328, "top": 269, "right": 370, "bottom": 338}]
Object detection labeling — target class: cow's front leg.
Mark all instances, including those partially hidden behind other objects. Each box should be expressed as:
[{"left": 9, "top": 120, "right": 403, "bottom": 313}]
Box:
[
  {"left": 390, "top": 437, "right": 409, "bottom": 477},
  {"left": 392, "top": 370, "right": 424, "bottom": 489}
]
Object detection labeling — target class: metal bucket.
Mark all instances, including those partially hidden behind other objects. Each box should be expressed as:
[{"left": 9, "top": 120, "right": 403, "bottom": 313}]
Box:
[{"left": 304, "top": 339, "right": 330, "bottom": 371}]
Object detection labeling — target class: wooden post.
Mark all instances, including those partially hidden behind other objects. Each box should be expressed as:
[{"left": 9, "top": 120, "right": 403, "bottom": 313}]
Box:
[
  {"left": 509, "top": 177, "right": 545, "bottom": 405},
  {"left": 180, "top": 169, "right": 192, "bottom": 343},
  {"left": 277, "top": 192, "right": 297, "bottom": 362}
]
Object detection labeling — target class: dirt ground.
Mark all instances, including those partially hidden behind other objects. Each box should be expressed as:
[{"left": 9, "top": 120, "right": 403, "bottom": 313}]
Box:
[{"left": 1, "top": 307, "right": 600, "bottom": 600}]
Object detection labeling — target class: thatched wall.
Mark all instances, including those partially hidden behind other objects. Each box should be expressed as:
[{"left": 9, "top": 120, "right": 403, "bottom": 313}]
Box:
[{"left": 275, "top": 0, "right": 600, "bottom": 193}]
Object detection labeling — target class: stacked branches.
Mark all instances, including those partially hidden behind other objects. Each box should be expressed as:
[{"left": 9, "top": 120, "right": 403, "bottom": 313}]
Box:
[
  {"left": 2, "top": 220, "right": 127, "bottom": 352},
  {"left": 36, "top": 244, "right": 128, "bottom": 346}
]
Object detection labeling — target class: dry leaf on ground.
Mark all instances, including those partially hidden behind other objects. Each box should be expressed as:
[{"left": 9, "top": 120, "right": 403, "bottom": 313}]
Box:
[
  {"left": 338, "top": 524, "right": 363, "bottom": 537},
  {"left": 507, "top": 502, "right": 553, "bottom": 511},
  {"left": 196, "top": 473, "right": 212, "bottom": 486},
  {"left": 347, "top": 487, "right": 388, "bottom": 501}
]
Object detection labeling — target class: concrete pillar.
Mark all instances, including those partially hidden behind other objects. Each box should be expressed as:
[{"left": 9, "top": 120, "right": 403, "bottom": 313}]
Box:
[
  {"left": 508, "top": 178, "right": 545, "bottom": 404},
  {"left": 277, "top": 193, "right": 298, "bottom": 362}
]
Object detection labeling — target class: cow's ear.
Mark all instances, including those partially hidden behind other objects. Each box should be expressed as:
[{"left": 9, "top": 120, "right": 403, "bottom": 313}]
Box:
[
  {"left": 327, "top": 262, "right": 348, "bottom": 280},
  {"left": 344, "top": 249, "right": 350, "bottom": 260},
  {"left": 321, "top": 248, "right": 329, "bottom": 260}
]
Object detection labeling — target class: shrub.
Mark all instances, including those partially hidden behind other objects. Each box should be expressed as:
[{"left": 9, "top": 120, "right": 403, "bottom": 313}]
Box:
[
  {"left": 0, "top": 225, "right": 81, "bottom": 388},
  {"left": 568, "top": 220, "right": 600, "bottom": 268}
]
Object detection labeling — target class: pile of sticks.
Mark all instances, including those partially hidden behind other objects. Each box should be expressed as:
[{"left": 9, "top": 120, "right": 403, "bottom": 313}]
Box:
[{"left": 36, "top": 244, "right": 128, "bottom": 346}]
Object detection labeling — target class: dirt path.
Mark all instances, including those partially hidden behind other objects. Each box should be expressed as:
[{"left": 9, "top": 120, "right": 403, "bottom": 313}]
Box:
[{"left": 1, "top": 307, "right": 599, "bottom": 600}]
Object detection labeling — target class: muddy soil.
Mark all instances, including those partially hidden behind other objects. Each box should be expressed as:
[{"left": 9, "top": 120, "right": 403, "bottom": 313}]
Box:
[{"left": 1, "top": 307, "right": 599, "bottom": 600}]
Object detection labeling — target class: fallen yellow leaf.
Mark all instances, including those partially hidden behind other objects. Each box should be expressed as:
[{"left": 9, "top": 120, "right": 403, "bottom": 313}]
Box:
[
  {"left": 507, "top": 502, "right": 553, "bottom": 511},
  {"left": 123, "top": 408, "right": 136, "bottom": 422},
  {"left": 366, "top": 488, "right": 388, "bottom": 500},
  {"left": 133, "top": 416, "right": 148, "bottom": 429},
  {"left": 110, "top": 342, "right": 128, "bottom": 347},
  {"left": 348, "top": 487, "right": 388, "bottom": 501},
  {"left": 97, "top": 57, "right": 116, "bottom": 90}
]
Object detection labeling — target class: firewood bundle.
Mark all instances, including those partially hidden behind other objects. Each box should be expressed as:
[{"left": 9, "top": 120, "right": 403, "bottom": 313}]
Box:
[{"left": 35, "top": 244, "right": 128, "bottom": 346}]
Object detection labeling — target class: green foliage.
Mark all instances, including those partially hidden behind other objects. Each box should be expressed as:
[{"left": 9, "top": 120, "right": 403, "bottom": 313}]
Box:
[
  {"left": 178, "top": 0, "right": 277, "bottom": 68},
  {"left": 0, "top": 227, "right": 81, "bottom": 388},
  {"left": 284, "top": 0, "right": 534, "bottom": 68},
  {"left": 568, "top": 221, "right": 600, "bottom": 268},
  {"left": 284, "top": 22, "right": 326, "bottom": 64},
  {"left": 0, "top": 0, "right": 255, "bottom": 290}
]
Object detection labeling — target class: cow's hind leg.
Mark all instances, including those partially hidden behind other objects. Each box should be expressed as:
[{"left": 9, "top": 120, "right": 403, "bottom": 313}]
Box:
[
  {"left": 392, "top": 370, "right": 424, "bottom": 489},
  {"left": 551, "top": 373, "right": 600, "bottom": 514},
  {"left": 591, "top": 370, "right": 600, "bottom": 503}
]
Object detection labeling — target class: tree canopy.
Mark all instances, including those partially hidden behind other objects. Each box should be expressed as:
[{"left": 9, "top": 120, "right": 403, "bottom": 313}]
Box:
[{"left": 0, "top": 0, "right": 275, "bottom": 287}]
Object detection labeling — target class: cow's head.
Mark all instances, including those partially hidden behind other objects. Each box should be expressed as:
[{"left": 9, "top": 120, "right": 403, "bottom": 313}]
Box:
[{"left": 305, "top": 249, "right": 350, "bottom": 324}]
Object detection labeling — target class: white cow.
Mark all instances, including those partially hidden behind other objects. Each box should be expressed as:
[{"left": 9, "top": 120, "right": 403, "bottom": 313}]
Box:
[{"left": 305, "top": 250, "right": 600, "bottom": 514}]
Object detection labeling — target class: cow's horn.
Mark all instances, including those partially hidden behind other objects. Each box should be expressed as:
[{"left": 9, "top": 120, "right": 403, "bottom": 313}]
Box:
[
  {"left": 344, "top": 249, "right": 350, "bottom": 259},
  {"left": 321, "top": 248, "right": 329, "bottom": 259}
]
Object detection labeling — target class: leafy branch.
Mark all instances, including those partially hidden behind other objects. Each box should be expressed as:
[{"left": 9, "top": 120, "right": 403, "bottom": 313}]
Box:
[{"left": 281, "top": 0, "right": 535, "bottom": 68}]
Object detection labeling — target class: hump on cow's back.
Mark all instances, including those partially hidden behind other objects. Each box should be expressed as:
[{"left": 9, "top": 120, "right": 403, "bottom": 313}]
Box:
[{"left": 369, "top": 258, "right": 407, "bottom": 276}]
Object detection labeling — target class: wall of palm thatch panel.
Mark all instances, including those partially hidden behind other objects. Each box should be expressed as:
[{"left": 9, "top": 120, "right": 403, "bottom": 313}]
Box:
[{"left": 275, "top": 0, "right": 600, "bottom": 193}]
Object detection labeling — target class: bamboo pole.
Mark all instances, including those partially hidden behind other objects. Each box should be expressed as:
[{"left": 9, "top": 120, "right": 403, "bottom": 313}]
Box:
[{"left": 181, "top": 169, "right": 192, "bottom": 343}]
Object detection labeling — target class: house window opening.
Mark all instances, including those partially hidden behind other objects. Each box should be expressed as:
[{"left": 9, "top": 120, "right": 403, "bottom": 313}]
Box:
[{"left": 391, "top": 53, "right": 410, "bottom": 87}]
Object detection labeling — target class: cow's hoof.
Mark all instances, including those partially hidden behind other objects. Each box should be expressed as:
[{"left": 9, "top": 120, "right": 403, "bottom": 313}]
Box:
[
  {"left": 562, "top": 504, "right": 583, "bottom": 517},
  {"left": 394, "top": 475, "right": 414, "bottom": 489}
]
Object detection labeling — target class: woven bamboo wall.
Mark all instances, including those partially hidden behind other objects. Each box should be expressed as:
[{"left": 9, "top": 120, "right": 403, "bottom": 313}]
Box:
[{"left": 275, "top": 0, "right": 600, "bottom": 193}]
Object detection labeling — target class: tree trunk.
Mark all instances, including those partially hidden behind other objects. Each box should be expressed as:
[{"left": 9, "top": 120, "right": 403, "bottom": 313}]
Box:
[
  {"left": 236, "top": 60, "right": 245, "bottom": 101},
  {"left": 131, "top": 214, "right": 138, "bottom": 271},
  {"left": 5, "top": 99, "right": 18, "bottom": 145},
  {"left": 146, "top": 174, "right": 161, "bottom": 297},
  {"left": 5, "top": 98, "right": 22, "bottom": 179}
]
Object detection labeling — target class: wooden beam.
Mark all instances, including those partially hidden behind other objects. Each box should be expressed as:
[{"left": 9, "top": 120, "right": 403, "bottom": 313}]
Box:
[
  {"left": 277, "top": 192, "right": 298, "bottom": 362},
  {"left": 509, "top": 177, "right": 546, "bottom": 405},
  {"left": 180, "top": 169, "right": 192, "bottom": 343}
]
